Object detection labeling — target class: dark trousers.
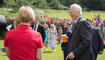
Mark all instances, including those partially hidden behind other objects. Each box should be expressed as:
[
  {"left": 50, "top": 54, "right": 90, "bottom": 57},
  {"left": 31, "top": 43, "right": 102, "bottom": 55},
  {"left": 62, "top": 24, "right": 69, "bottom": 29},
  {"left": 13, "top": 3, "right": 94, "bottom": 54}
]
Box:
[
  {"left": 61, "top": 42, "right": 69, "bottom": 60},
  {"left": 63, "top": 50, "right": 68, "bottom": 60},
  {"left": 93, "top": 49, "right": 98, "bottom": 60},
  {"left": 104, "top": 44, "right": 105, "bottom": 48},
  {"left": 93, "top": 52, "right": 98, "bottom": 60}
]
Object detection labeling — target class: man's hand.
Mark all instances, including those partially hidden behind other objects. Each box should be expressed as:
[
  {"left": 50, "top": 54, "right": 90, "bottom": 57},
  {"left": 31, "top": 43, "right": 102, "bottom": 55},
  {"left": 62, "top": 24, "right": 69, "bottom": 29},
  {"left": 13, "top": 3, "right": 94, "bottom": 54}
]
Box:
[
  {"left": 99, "top": 51, "right": 103, "bottom": 55},
  {"left": 5, "top": 47, "right": 10, "bottom": 58},
  {"left": 66, "top": 52, "right": 75, "bottom": 60}
]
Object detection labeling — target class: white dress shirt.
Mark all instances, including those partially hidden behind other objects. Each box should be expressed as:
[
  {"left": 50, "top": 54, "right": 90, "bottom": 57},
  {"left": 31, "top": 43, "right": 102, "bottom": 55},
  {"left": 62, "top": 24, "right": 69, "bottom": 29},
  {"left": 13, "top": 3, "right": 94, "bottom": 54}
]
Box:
[{"left": 33, "top": 23, "right": 39, "bottom": 31}]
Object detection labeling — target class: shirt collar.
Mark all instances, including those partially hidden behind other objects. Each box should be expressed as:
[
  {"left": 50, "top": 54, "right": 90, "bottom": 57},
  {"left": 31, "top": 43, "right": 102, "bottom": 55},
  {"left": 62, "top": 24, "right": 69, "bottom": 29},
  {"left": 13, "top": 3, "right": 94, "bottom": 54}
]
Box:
[
  {"left": 18, "top": 24, "right": 32, "bottom": 30},
  {"left": 35, "top": 23, "right": 39, "bottom": 27},
  {"left": 75, "top": 16, "right": 82, "bottom": 23}
]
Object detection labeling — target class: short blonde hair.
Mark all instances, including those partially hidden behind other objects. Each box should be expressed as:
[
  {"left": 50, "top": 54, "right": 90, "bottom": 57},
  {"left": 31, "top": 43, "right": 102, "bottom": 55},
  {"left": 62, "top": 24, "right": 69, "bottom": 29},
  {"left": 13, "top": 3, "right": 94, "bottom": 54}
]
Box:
[
  {"left": 50, "top": 24, "right": 56, "bottom": 29},
  {"left": 17, "top": 6, "right": 35, "bottom": 23},
  {"left": 14, "top": 17, "right": 20, "bottom": 28}
]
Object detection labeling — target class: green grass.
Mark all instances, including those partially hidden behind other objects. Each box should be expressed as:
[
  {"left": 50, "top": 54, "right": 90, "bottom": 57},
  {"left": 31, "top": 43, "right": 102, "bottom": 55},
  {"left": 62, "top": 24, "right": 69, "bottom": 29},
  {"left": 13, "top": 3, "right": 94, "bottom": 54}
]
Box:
[
  {"left": 0, "top": 40, "right": 8, "bottom": 60},
  {"left": 0, "top": 8, "right": 105, "bottom": 20},
  {"left": 0, "top": 8, "right": 105, "bottom": 60},
  {"left": 45, "top": 9, "right": 105, "bottom": 19},
  {"left": 0, "top": 40, "right": 105, "bottom": 60}
]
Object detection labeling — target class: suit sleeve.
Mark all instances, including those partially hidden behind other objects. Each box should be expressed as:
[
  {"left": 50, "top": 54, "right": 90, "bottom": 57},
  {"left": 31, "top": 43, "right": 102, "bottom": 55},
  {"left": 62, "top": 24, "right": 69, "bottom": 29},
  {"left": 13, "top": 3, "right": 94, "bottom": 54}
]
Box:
[
  {"left": 96, "top": 29, "right": 104, "bottom": 51},
  {"left": 73, "top": 21, "right": 92, "bottom": 57},
  {"left": 41, "top": 26, "right": 46, "bottom": 41}
]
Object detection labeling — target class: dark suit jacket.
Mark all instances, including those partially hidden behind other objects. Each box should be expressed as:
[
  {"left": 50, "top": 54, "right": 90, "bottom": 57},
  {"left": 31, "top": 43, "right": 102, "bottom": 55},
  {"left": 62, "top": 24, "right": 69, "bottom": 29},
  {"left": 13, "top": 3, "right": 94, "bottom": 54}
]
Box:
[
  {"left": 91, "top": 28, "right": 104, "bottom": 60},
  {"left": 31, "top": 24, "right": 46, "bottom": 42},
  {"left": 0, "top": 23, "right": 6, "bottom": 36},
  {"left": 67, "top": 17, "right": 93, "bottom": 60}
]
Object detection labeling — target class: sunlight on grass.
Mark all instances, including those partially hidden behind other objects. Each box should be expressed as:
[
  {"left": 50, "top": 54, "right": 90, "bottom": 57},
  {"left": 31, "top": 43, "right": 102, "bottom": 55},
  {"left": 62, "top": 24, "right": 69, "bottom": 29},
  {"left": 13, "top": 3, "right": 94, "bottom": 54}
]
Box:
[
  {"left": 0, "top": 8, "right": 105, "bottom": 20},
  {"left": 0, "top": 40, "right": 105, "bottom": 60}
]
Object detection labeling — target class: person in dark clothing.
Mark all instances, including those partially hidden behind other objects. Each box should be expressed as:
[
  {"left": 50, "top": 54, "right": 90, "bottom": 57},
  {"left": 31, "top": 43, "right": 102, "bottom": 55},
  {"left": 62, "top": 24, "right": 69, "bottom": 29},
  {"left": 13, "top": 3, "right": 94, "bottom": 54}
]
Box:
[
  {"left": 31, "top": 16, "right": 46, "bottom": 43},
  {"left": 87, "top": 18, "right": 104, "bottom": 60},
  {"left": 0, "top": 22, "right": 6, "bottom": 39},
  {"left": 0, "top": 14, "right": 7, "bottom": 39},
  {"left": 66, "top": 4, "right": 93, "bottom": 60},
  {"left": 62, "top": 23, "right": 68, "bottom": 34},
  {"left": 6, "top": 23, "right": 14, "bottom": 31},
  {"left": 61, "top": 22, "right": 72, "bottom": 60},
  {"left": 104, "top": 44, "right": 105, "bottom": 48},
  {"left": 101, "top": 20, "right": 105, "bottom": 48}
]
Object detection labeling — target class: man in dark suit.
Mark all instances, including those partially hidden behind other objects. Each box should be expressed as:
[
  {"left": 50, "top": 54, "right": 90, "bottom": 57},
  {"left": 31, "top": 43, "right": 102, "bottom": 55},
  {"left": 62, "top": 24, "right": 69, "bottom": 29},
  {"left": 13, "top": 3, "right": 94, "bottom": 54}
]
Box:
[
  {"left": 66, "top": 4, "right": 93, "bottom": 60},
  {"left": 0, "top": 14, "right": 7, "bottom": 39},
  {"left": 31, "top": 16, "right": 46, "bottom": 43},
  {"left": 87, "top": 18, "right": 104, "bottom": 60}
]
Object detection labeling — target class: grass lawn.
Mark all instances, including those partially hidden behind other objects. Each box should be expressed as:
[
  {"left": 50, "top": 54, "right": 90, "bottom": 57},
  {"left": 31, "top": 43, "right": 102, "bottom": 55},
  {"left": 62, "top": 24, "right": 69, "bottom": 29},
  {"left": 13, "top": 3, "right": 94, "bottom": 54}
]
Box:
[
  {"left": 0, "top": 8, "right": 105, "bottom": 20},
  {"left": 0, "top": 40, "right": 105, "bottom": 60},
  {"left": 0, "top": 8, "right": 105, "bottom": 60}
]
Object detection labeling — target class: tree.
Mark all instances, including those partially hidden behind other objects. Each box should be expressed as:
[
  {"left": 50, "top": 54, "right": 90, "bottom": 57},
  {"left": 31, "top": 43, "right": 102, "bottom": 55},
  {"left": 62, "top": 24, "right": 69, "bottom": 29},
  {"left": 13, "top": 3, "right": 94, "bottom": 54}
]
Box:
[
  {"left": 2, "top": 0, "right": 105, "bottom": 11},
  {"left": 100, "top": 0, "right": 105, "bottom": 10},
  {"left": 47, "top": 0, "right": 66, "bottom": 9},
  {"left": 33, "top": 0, "right": 49, "bottom": 9},
  {"left": 80, "top": 0, "right": 105, "bottom": 10},
  {"left": 3, "top": 0, "right": 35, "bottom": 12},
  {"left": 0, "top": 0, "right": 3, "bottom": 7}
]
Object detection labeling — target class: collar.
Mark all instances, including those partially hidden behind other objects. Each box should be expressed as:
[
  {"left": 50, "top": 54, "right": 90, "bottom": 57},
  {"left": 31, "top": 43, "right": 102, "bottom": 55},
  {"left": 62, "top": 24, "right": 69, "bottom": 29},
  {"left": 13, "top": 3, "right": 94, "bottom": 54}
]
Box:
[
  {"left": 35, "top": 23, "right": 39, "bottom": 27},
  {"left": 34, "top": 23, "right": 39, "bottom": 31},
  {"left": 17, "top": 24, "right": 32, "bottom": 30},
  {"left": 75, "top": 16, "right": 82, "bottom": 23}
]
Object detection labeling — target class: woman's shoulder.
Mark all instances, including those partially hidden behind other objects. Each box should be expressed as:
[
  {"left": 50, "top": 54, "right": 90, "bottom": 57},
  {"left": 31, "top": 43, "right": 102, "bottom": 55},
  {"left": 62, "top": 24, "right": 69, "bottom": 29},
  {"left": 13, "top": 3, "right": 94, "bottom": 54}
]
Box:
[
  {"left": 6, "top": 28, "right": 16, "bottom": 33},
  {"left": 31, "top": 31, "right": 42, "bottom": 38},
  {"left": 31, "top": 30, "right": 40, "bottom": 34}
]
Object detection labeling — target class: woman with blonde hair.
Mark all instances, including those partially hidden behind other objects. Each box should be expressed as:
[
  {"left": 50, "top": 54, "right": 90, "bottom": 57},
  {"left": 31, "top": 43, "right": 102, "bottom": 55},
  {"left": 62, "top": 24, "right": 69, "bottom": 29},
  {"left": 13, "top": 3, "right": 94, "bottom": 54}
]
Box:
[
  {"left": 48, "top": 24, "right": 57, "bottom": 52},
  {"left": 44, "top": 24, "right": 49, "bottom": 50},
  {"left": 14, "top": 17, "right": 20, "bottom": 28},
  {"left": 4, "top": 6, "right": 43, "bottom": 60}
]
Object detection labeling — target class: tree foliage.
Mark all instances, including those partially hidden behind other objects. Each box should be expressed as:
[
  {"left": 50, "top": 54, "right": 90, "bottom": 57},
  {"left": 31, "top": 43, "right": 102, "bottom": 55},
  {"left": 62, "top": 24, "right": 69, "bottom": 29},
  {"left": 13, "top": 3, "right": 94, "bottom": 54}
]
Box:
[{"left": 1, "top": 0, "right": 105, "bottom": 12}]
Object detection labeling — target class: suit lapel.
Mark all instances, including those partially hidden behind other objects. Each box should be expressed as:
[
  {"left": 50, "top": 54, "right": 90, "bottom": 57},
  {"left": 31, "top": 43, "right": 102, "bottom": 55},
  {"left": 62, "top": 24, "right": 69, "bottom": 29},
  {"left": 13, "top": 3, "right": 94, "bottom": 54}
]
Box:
[
  {"left": 37, "top": 24, "right": 39, "bottom": 31},
  {"left": 72, "top": 17, "right": 82, "bottom": 33}
]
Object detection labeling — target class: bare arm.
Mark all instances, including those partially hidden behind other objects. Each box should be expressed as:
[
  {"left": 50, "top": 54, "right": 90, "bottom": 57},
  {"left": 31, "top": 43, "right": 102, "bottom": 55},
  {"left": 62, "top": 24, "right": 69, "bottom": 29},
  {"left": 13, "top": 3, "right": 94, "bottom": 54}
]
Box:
[
  {"left": 36, "top": 48, "right": 43, "bottom": 60},
  {"left": 5, "top": 47, "right": 10, "bottom": 58},
  {"left": 48, "top": 29, "right": 50, "bottom": 39}
]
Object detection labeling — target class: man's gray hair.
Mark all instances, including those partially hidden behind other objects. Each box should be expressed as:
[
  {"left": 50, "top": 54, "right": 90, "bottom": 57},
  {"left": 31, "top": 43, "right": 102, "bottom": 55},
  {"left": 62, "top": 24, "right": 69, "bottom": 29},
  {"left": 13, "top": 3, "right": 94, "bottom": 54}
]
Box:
[{"left": 70, "top": 4, "right": 82, "bottom": 15}]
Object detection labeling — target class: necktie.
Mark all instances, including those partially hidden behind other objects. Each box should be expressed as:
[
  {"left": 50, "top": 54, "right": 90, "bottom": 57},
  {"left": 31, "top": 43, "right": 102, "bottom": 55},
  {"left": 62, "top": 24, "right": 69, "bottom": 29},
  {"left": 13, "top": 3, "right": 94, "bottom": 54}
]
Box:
[
  {"left": 34, "top": 25, "right": 36, "bottom": 30},
  {"left": 72, "top": 22, "right": 76, "bottom": 31},
  {"left": 72, "top": 22, "right": 76, "bottom": 28}
]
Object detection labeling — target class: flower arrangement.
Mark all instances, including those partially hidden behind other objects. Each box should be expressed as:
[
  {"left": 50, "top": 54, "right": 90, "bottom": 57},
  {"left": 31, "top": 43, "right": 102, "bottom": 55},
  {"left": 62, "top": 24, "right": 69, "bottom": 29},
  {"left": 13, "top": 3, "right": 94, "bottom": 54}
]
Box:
[{"left": 40, "top": 16, "right": 71, "bottom": 26}]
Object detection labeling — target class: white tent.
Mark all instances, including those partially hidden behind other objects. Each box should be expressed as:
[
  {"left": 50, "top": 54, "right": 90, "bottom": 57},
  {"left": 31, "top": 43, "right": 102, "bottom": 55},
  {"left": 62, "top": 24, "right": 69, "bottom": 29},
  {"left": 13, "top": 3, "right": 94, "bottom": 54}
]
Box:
[{"left": 34, "top": 10, "right": 44, "bottom": 14}]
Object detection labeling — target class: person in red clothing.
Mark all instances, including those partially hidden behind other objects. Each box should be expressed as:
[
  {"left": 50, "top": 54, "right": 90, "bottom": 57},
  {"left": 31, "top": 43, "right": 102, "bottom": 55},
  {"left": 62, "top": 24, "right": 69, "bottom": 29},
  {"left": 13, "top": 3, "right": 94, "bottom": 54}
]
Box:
[{"left": 4, "top": 6, "right": 43, "bottom": 60}]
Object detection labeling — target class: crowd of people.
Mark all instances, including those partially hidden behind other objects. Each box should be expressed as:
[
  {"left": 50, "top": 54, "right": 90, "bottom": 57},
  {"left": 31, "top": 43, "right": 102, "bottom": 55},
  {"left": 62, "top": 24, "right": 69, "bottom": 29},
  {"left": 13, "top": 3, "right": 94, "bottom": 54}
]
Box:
[{"left": 0, "top": 3, "right": 105, "bottom": 60}]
